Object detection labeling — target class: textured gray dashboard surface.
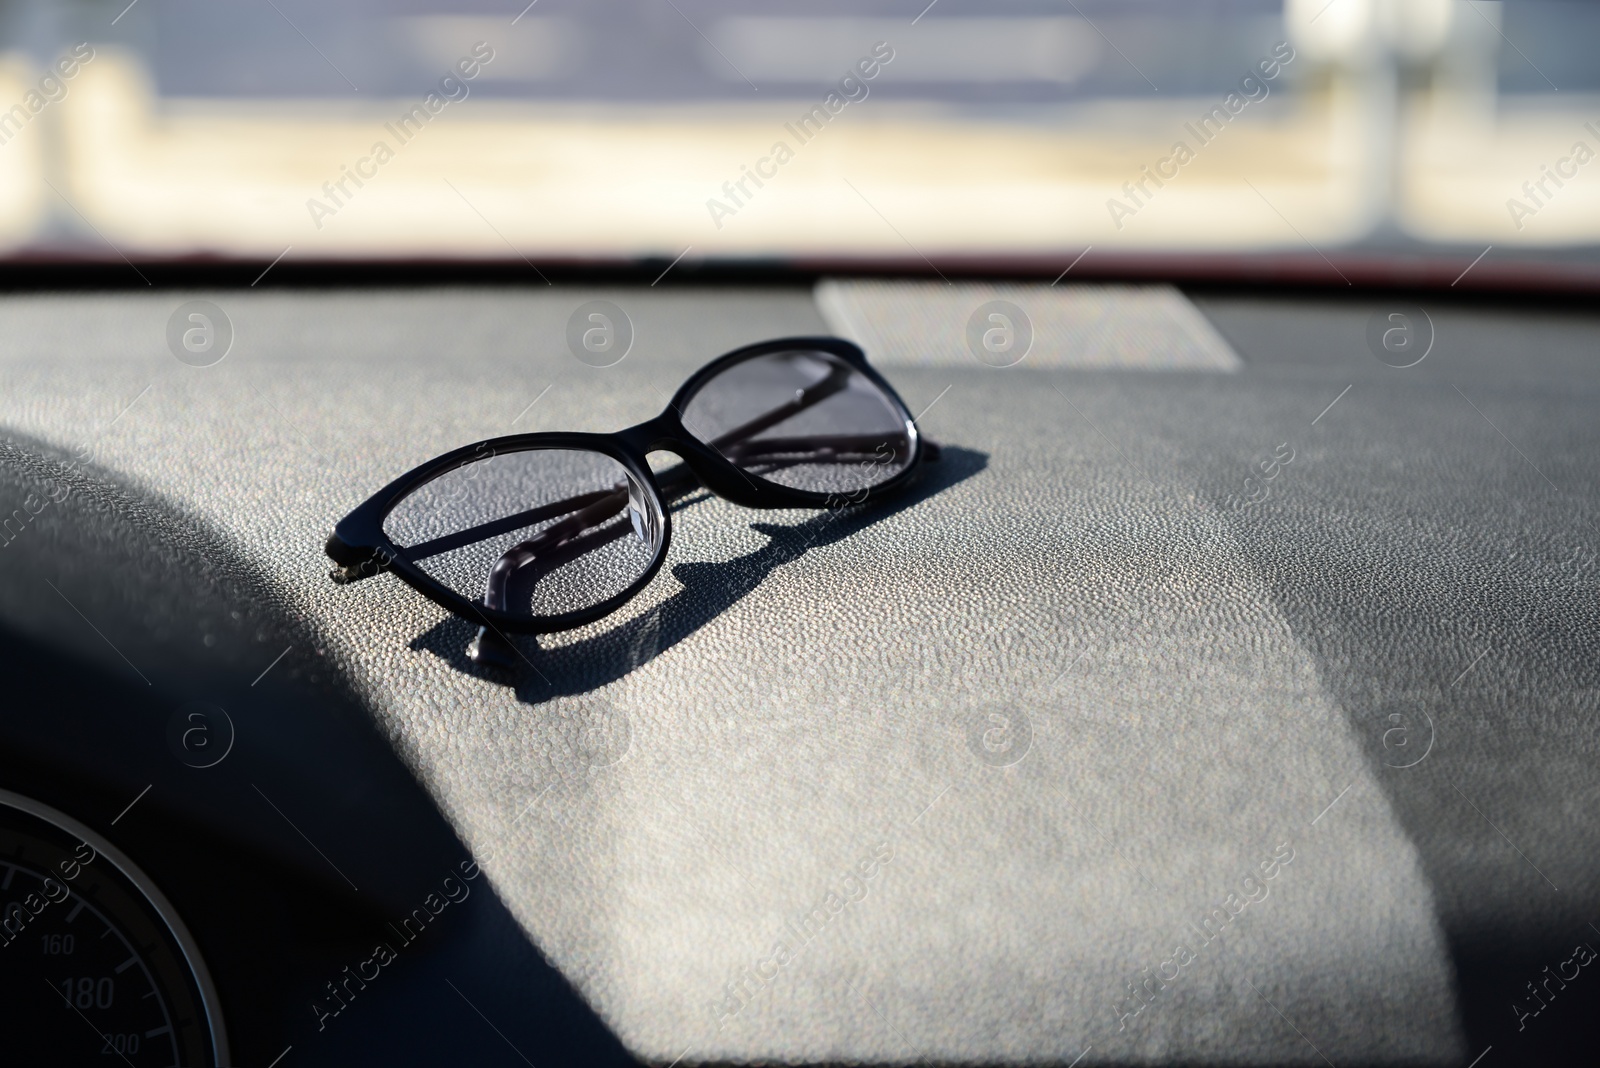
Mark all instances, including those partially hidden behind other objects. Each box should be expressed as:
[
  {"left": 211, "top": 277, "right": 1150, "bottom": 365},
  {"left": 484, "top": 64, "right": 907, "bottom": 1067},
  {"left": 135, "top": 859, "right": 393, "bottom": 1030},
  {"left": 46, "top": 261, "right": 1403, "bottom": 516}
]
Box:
[{"left": 1, "top": 286, "right": 1596, "bottom": 1064}]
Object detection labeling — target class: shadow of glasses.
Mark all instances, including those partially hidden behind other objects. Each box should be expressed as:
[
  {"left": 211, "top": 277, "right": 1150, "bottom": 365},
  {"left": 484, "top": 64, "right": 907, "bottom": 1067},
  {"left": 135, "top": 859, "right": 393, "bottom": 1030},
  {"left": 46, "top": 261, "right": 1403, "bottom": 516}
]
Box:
[{"left": 407, "top": 444, "right": 988, "bottom": 703}]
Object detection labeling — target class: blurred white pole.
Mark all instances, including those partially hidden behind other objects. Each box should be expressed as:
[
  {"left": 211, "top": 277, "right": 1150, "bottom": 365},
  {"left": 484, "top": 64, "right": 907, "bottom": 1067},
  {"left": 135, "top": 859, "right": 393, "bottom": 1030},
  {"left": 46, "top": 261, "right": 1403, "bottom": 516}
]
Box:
[
  {"left": 1285, "top": 0, "right": 1395, "bottom": 236},
  {"left": 1284, "top": 0, "right": 1492, "bottom": 239}
]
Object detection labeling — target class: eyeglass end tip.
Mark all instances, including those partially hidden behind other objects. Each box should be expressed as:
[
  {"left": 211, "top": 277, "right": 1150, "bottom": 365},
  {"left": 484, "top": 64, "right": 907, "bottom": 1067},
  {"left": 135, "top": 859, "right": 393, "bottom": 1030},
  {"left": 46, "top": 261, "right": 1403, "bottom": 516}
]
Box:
[{"left": 467, "top": 626, "right": 520, "bottom": 670}]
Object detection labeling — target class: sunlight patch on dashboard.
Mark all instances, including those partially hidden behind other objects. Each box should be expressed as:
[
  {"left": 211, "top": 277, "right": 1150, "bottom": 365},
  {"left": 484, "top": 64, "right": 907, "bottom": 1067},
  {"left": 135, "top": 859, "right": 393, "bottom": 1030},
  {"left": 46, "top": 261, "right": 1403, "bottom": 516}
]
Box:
[{"left": 815, "top": 280, "right": 1243, "bottom": 371}]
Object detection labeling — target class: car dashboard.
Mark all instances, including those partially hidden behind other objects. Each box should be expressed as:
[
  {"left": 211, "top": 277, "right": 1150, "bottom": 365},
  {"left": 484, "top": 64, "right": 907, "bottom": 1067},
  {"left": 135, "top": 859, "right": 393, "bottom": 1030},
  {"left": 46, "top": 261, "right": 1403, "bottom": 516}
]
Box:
[{"left": 2, "top": 279, "right": 1597, "bottom": 1066}]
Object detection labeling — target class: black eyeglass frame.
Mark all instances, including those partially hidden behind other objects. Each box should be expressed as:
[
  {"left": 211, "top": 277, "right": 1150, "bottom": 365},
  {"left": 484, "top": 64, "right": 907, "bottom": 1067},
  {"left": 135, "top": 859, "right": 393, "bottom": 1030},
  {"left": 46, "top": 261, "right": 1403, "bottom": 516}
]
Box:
[{"left": 325, "top": 336, "right": 927, "bottom": 635}]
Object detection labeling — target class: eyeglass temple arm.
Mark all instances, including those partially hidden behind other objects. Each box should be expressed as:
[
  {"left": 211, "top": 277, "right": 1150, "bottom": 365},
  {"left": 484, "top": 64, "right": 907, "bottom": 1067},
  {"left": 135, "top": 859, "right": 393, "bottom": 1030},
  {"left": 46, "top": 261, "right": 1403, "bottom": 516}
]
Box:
[
  {"left": 477, "top": 427, "right": 923, "bottom": 611},
  {"left": 701, "top": 362, "right": 853, "bottom": 452},
  {"left": 481, "top": 487, "right": 632, "bottom": 612},
  {"left": 399, "top": 368, "right": 887, "bottom": 566},
  {"left": 405, "top": 430, "right": 899, "bottom": 573},
  {"left": 400, "top": 488, "right": 618, "bottom": 564}
]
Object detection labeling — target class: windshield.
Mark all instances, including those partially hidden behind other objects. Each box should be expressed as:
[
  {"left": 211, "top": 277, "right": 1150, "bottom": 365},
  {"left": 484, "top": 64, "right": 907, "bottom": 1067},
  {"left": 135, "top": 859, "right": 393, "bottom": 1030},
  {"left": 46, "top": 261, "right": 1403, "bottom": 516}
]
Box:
[{"left": 2, "top": 0, "right": 1593, "bottom": 283}]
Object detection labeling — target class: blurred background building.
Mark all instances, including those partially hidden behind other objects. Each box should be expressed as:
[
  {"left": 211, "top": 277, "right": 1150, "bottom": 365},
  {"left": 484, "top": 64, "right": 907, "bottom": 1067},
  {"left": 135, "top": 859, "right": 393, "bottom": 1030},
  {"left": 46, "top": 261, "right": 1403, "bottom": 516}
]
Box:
[{"left": 0, "top": 0, "right": 1594, "bottom": 272}]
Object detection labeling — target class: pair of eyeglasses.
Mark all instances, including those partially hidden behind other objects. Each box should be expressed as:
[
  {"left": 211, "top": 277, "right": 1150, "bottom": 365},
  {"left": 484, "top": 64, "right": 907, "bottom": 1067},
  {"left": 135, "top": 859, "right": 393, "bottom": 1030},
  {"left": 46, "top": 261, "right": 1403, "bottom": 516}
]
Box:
[{"left": 325, "top": 337, "right": 936, "bottom": 666}]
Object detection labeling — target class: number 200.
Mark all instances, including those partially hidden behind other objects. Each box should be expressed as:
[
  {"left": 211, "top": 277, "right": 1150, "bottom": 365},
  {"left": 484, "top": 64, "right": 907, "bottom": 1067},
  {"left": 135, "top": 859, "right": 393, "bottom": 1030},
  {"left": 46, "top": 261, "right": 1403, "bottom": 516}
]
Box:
[{"left": 102, "top": 1033, "right": 140, "bottom": 1055}]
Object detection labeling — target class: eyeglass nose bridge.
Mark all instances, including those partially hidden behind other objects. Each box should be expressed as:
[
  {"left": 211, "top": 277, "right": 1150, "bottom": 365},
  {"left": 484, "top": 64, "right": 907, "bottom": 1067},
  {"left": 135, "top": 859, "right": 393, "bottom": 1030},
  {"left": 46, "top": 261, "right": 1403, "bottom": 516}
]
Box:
[
  {"left": 612, "top": 412, "right": 682, "bottom": 455},
  {"left": 612, "top": 412, "right": 771, "bottom": 505}
]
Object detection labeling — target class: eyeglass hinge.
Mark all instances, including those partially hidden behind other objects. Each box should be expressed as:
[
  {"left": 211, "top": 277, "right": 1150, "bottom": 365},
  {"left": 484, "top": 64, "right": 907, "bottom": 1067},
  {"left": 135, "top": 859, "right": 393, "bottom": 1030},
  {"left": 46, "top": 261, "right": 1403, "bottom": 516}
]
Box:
[{"left": 325, "top": 533, "right": 393, "bottom": 584}]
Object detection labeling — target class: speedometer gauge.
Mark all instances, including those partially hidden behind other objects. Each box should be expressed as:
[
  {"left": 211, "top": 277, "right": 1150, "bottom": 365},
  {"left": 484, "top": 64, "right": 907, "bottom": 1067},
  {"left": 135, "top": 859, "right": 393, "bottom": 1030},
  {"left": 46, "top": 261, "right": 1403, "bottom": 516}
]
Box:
[{"left": 0, "top": 789, "right": 227, "bottom": 1066}]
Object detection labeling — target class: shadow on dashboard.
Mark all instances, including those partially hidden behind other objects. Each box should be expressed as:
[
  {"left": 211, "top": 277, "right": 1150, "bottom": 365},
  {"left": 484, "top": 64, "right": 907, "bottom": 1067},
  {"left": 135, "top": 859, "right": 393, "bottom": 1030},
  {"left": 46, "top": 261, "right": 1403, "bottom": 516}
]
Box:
[{"left": 0, "top": 429, "right": 640, "bottom": 1066}]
